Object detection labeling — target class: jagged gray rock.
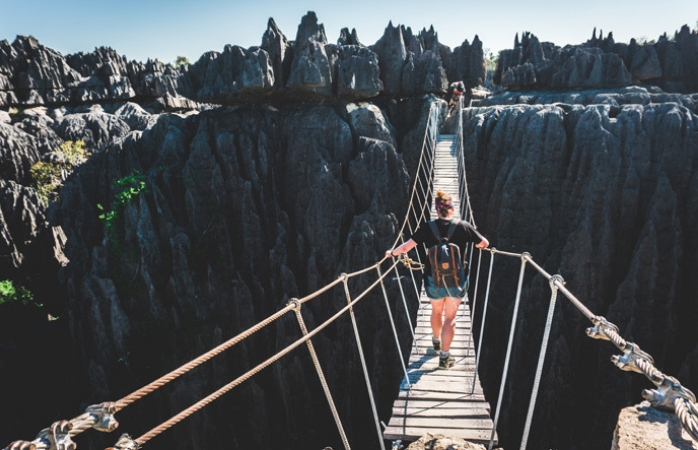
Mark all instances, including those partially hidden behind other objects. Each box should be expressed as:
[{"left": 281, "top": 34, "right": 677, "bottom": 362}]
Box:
[
  {"left": 113, "top": 102, "right": 158, "bottom": 131},
  {"left": 1, "top": 13, "right": 489, "bottom": 107},
  {"left": 0, "top": 119, "right": 42, "bottom": 183},
  {"left": 462, "top": 98, "right": 698, "bottom": 449},
  {"left": 447, "top": 35, "right": 486, "bottom": 89},
  {"left": 0, "top": 35, "right": 198, "bottom": 109},
  {"left": 334, "top": 45, "right": 383, "bottom": 99},
  {"left": 337, "top": 27, "right": 362, "bottom": 47},
  {"left": 478, "top": 85, "right": 698, "bottom": 112},
  {"left": 261, "top": 18, "right": 293, "bottom": 90},
  {"left": 371, "top": 22, "right": 408, "bottom": 95},
  {"left": 552, "top": 47, "right": 632, "bottom": 88},
  {"left": 53, "top": 109, "right": 130, "bottom": 149},
  {"left": 286, "top": 12, "right": 333, "bottom": 97},
  {"left": 0, "top": 179, "right": 46, "bottom": 271},
  {"left": 495, "top": 26, "right": 698, "bottom": 92},
  {"left": 188, "top": 45, "right": 274, "bottom": 102}
]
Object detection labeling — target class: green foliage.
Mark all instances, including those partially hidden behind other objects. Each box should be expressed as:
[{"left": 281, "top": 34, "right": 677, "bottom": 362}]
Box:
[
  {"left": 0, "top": 280, "right": 40, "bottom": 308},
  {"left": 485, "top": 50, "right": 499, "bottom": 73},
  {"left": 30, "top": 140, "right": 90, "bottom": 202},
  {"left": 98, "top": 170, "right": 148, "bottom": 245},
  {"left": 175, "top": 56, "right": 190, "bottom": 67},
  {"left": 30, "top": 161, "right": 62, "bottom": 202}
]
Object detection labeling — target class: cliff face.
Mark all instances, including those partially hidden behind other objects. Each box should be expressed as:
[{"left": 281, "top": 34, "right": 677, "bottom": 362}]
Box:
[{"left": 463, "top": 96, "right": 698, "bottom": 449}]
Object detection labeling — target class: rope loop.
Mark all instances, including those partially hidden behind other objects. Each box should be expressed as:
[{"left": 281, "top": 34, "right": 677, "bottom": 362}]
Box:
[
  {"left": 287, "top": 298, "right": 301, "bottom": 312},
  {"left": 339, "top": 272, "right": 349, "bottom": 282},
  {"left": 585, "top": 316, "right": 620, "bottom": 343},
  {"left": 398, "top": 254, "right": 424, "bottom": 271},
  {"left": 549, "top": 274, "right": 564, "bottom": 292},
  {"left": 610, "top": 342, "right": 655, "bottom": 374},
  {"left": 643, "top": 375, "right": 697, "bottom": 411},
  {"left": 521, "top": 251, "right": 532, "bottom": 262}
]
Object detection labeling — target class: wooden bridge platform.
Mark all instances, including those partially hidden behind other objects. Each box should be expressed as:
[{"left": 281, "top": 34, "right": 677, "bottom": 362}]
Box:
[
  {"left": 383, "top": 134, "right": 498, "bottom": 446},
  {"left": 383, "top": 295, "right": 497, "bottom": 446}
]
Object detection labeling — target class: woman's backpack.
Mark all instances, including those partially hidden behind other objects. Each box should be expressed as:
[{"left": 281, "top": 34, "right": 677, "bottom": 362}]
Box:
[{"left": 427, "top": 221, "right": 466, "bottom": 288}]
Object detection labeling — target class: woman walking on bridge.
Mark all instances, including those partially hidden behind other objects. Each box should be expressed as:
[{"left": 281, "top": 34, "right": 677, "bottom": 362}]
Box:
[{"left": 386, "top": 190, "right": 489, "bottom": 369}]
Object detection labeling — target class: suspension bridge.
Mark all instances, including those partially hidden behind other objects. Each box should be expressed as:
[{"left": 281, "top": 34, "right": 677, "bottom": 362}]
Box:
[{"left": 5, "top": 99, "right": 698, "bottom": 450}]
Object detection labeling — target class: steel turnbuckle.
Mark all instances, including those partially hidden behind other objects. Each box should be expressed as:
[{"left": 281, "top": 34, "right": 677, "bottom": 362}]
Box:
[
  {"left": 585, "top": 316, "right": 620, "bottom": 342},
  {"left": 611, "top": 341, "right": 655, "bottom": 375},
  {"left": 643, "top": 375, "right": 697, "bottom": 413}
]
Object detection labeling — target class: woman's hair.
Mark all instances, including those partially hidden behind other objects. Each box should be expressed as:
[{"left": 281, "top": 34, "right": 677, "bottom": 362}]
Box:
[{"left": 435, "top": 189, "right": 454, "bottom": 218}]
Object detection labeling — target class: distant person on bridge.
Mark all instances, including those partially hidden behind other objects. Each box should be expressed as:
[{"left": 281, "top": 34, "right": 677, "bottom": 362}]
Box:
[
  {"left": 447, "top": 81, "right": 465, "bottom": 113},
  {"left": 386, "top": 190, "right": 489, "bottom": 369}
]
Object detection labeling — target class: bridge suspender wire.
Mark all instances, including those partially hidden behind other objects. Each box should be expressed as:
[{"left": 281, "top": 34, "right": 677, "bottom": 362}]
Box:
[
  {"left": 473, "top": 249, "right": 495, "bottom": 394},
  {"left": 290, "top": 298, "right": 351, "bottom": 450},
  {"left": 488, "top": 254, "right": 528, "bottom": 450},
  {"left": 470, "top": 249, "right": 483, "bottom": 320},
  {"left": 342, "top": 277, "right": 387, "bottom": 450},
  {"left": 378, "top": 266, "right": 412, "bottom": 388},
  {"left": 519, "top": 274, "right": 562, "bottom": 450}
]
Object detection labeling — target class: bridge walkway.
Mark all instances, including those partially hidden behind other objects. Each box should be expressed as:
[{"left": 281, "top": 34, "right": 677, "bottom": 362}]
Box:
[{"left": 383, "top": 134, "right": 498, "bottom": 446}]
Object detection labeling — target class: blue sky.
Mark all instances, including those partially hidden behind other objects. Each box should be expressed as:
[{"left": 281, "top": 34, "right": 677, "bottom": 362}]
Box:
[{"left": 1, "top": 0, "right": 696, "bottom": 65}]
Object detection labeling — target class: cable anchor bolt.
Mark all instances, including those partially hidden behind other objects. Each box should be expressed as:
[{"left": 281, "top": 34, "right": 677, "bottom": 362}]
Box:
[
  {"left": 83, "top": 402, "right": 119, "bottom": 432},
  {"left": 643, "top": 375, "right": 697, "bottom": 413},
  {"left": 585, "top": 316, "right": 619, "bottom": 342},
  {"left": 610, "top": 341, "right": 655, "bottom": 375}
]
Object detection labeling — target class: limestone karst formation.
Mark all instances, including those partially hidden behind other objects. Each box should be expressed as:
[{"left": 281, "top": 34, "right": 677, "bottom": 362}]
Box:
[{"left": 1, "top": 12, "right": 698, "bottom": 450}]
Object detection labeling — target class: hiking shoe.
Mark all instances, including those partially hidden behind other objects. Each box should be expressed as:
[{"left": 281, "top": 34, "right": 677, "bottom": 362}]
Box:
[
  {"left": 432, "top": 339, "right": 441, "bottom": 352},
  {"left": 438, "top": 355, "right": 455, "bottom": 370}
]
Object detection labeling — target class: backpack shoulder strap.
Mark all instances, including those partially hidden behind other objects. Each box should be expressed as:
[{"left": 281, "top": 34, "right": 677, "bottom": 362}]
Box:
[
  {"left": 428, "top": 221, "right": 442, "bottom": 241},
  {"left": 446, "top": 220, "right": 458, "bottom": 239}
]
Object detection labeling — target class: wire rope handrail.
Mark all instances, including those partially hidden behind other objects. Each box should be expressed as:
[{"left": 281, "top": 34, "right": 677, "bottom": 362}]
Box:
[{"left": 470, "top": 248, "right": 698, "bottom": 449}]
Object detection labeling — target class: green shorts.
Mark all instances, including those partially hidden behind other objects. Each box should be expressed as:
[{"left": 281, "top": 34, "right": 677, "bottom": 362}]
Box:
[{"left": 425, "top": 276, "right": 468, "bottom": 300}]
